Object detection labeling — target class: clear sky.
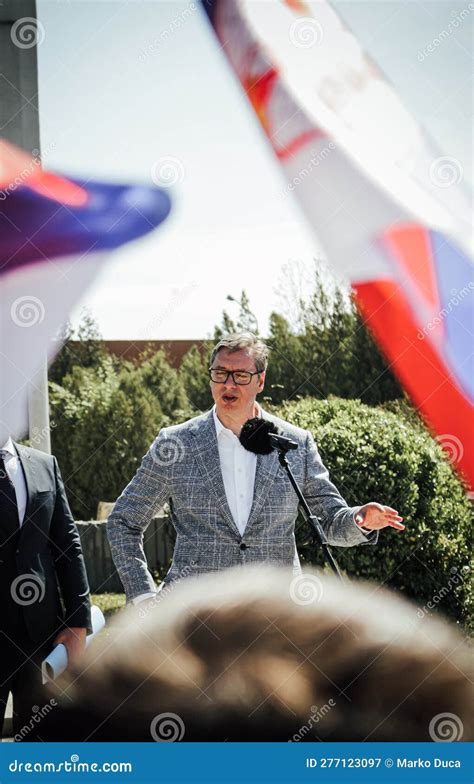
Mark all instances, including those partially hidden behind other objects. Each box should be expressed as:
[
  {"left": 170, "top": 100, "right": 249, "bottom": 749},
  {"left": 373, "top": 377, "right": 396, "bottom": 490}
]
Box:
[{"left": 36, "top": 0, "right": 473, "bottom": 339}]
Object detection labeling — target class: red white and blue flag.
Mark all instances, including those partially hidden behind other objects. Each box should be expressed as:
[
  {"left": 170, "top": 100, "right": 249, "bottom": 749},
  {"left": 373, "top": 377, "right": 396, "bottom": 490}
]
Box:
[
  {"left": 0, "top": 140, "right": 171, "bottom": 443},
  {"left": 204, "top": 0, "right": 474, "bottom": 490}
]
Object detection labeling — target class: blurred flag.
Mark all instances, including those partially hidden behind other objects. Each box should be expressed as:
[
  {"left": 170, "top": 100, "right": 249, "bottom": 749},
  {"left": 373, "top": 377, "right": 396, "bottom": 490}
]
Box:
[
  {"left": 204, "top": 0, "right": 474, "bottom": 490},
  {"left": 0, "top": 140, "right": 171, "bottom": 444}
]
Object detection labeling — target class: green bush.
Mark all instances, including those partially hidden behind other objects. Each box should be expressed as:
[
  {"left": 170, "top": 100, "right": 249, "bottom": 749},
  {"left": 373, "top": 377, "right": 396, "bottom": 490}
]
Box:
[
  {"left": 49, "top": 310, "right": 108, "bottom": 385},
  {"left": 50, "top": 357, "right": 167, "bottom": 520},
  {"left": 273, "top": 397, "right": 472, "bottom": 629},
  {"left": 180, "top": 343, "right": 213, "bottom": 412},
  {"left": 138, "top": 348, "right": 190, "bottom": 421}
]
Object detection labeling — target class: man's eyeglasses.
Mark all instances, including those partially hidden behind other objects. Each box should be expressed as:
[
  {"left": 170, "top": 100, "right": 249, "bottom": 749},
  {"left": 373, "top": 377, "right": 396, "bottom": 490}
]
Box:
[{"left": 209, "top": 368, "right": 261, "bottom": 385}]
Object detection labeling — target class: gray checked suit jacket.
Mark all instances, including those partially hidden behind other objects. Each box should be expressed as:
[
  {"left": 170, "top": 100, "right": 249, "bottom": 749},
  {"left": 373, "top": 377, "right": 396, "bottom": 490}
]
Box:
[{"left": 107, "top": 408, "right": 377, "bottom": 600}]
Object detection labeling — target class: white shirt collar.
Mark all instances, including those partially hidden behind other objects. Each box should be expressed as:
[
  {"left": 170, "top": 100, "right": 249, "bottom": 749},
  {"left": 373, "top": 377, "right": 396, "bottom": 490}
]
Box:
[
  {"left": 213, "top": 403, "right": 262, "bottom": 439},
  {"left": 1, "top": 437, "right": 15, "bottom": 456}
]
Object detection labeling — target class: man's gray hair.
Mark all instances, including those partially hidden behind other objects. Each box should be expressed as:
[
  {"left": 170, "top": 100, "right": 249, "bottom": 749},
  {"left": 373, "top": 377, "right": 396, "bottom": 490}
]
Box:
[{"left": 210, "top": 332, "right": 269, "bottom": 373}]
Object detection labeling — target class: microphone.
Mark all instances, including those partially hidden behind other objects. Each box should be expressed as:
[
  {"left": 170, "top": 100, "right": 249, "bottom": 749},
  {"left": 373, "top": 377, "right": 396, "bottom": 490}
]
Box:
[
  {"left": 239, "top": 417, "right": 298, "bottom": 454},
  {"left": 268, "top": 432, "right": 298, "bottom": 452}
]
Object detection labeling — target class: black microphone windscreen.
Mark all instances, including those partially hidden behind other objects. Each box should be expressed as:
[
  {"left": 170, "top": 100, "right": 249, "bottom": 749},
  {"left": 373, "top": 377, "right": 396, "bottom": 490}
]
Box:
[{"left": 239, "top": 417, "right": 278, "bottom": 455}]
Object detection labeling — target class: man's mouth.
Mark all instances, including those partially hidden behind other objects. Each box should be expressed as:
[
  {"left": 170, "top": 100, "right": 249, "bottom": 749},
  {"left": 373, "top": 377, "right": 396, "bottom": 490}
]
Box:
[{"left": 222, "top": 393, "right": 238, "bottom": 403}]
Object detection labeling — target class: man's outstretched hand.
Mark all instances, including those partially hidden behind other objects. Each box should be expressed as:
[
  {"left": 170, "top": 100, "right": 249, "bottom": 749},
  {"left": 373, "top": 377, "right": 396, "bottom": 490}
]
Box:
[{"left": 355, "top": 503, "right": 405, "bottom": 531}]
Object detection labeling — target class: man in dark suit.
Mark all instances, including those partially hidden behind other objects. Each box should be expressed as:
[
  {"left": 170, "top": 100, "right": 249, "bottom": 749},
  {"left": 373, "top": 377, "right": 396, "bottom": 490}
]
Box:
[{"left": 0, "top": 438, "right": 91, "bottom": 741}]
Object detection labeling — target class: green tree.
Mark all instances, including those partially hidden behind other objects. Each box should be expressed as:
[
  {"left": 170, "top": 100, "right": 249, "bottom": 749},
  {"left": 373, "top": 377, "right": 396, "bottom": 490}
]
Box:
[
  {"left": 180, "top": 343, "right": 213, "bottom": 412},
  {"left": 135, "top": 348, "right": 190, "bottom": 422},
  {"left": 350, "top": 303, "right": 403, "bottom": 404},
  {"left": 268, "top": 266, "right": 402, "bottom": 404},
  {"left": 49, "top": 310, "right": 108, "bottom": 384},
  {"left": 50, "top": 359, "right": 165, "bottom": 520},
  {"left": 264, "top": 313, "right": 307, "bottom": 404},
  {"left": 214, "top": 290, "right": 260, "bottom": 341}
]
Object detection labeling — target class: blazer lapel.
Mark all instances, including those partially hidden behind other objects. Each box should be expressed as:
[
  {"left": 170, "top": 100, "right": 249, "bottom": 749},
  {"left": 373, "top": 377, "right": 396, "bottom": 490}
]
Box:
[
  {"left": 246, "top": 446, "right": 281, "bottom": 530},
  {"left": 190, "top": 410, "right": 241, "bottom": 538}
]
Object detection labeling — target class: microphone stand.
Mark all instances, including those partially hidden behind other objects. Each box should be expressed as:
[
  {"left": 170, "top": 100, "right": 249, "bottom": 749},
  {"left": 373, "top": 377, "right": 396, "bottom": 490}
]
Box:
[{"left": 275, "top": 445, "right": 343, "bottom": 580}]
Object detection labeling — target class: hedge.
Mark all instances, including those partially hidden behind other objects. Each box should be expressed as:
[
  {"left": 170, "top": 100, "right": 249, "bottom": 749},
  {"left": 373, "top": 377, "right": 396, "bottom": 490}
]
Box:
[
  {"left": 273, "top": 397, "right": 472, "bottom": 630},
  {"left": 48, "top": 350, "right": 196, "bottom": 520}
]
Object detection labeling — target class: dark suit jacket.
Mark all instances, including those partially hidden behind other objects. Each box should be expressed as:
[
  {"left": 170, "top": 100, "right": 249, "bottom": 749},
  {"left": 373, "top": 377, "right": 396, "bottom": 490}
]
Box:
[{"left": 12, "top": 443, "right": 91, "bottom": 643}]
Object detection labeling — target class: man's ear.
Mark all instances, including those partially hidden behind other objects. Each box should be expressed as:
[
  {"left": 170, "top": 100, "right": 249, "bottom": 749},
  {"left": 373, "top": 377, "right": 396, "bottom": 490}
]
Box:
[{"left": 258, "top": 371, "right": 266, "bottom": 392}]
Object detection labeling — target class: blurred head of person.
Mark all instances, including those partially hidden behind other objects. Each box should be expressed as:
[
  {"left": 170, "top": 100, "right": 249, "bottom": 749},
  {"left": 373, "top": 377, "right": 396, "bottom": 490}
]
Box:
[{"left": 44, "top": 566, "right": 473, "bottom": 742}]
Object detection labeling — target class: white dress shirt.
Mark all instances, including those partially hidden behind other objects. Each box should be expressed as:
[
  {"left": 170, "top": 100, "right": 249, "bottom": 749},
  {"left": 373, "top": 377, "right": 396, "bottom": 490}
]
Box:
[
  {"left": 213, "top": 405, "right": 300, "bottom": 575},
  {"left": 212, "top": 405, "right": 257, "bottom": 537},
  {"left": 1, "top": 437, "right": 27, "bottom": 526}
]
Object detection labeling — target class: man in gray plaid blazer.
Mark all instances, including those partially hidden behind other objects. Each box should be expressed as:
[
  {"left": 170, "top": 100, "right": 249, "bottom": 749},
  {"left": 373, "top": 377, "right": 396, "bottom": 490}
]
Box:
[{"left": 107, "top": 333, "right": 404, "bottom": 603}]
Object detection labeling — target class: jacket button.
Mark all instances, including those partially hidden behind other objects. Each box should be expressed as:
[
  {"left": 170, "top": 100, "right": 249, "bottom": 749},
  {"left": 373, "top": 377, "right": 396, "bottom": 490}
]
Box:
[{"left": 240, "top": 543, "right": 247, "bottom": 550}]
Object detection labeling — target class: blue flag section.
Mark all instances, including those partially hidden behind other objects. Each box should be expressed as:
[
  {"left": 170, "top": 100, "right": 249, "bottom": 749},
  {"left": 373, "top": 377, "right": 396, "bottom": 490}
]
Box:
[{"left": 0, "top": 743, "right": 472, "bottom": 783}]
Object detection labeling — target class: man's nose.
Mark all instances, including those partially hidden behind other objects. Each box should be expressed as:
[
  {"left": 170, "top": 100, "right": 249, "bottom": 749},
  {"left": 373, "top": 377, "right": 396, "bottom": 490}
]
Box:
[{"left": 224, "top": 373, "right": 237, "bottom": 387}]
